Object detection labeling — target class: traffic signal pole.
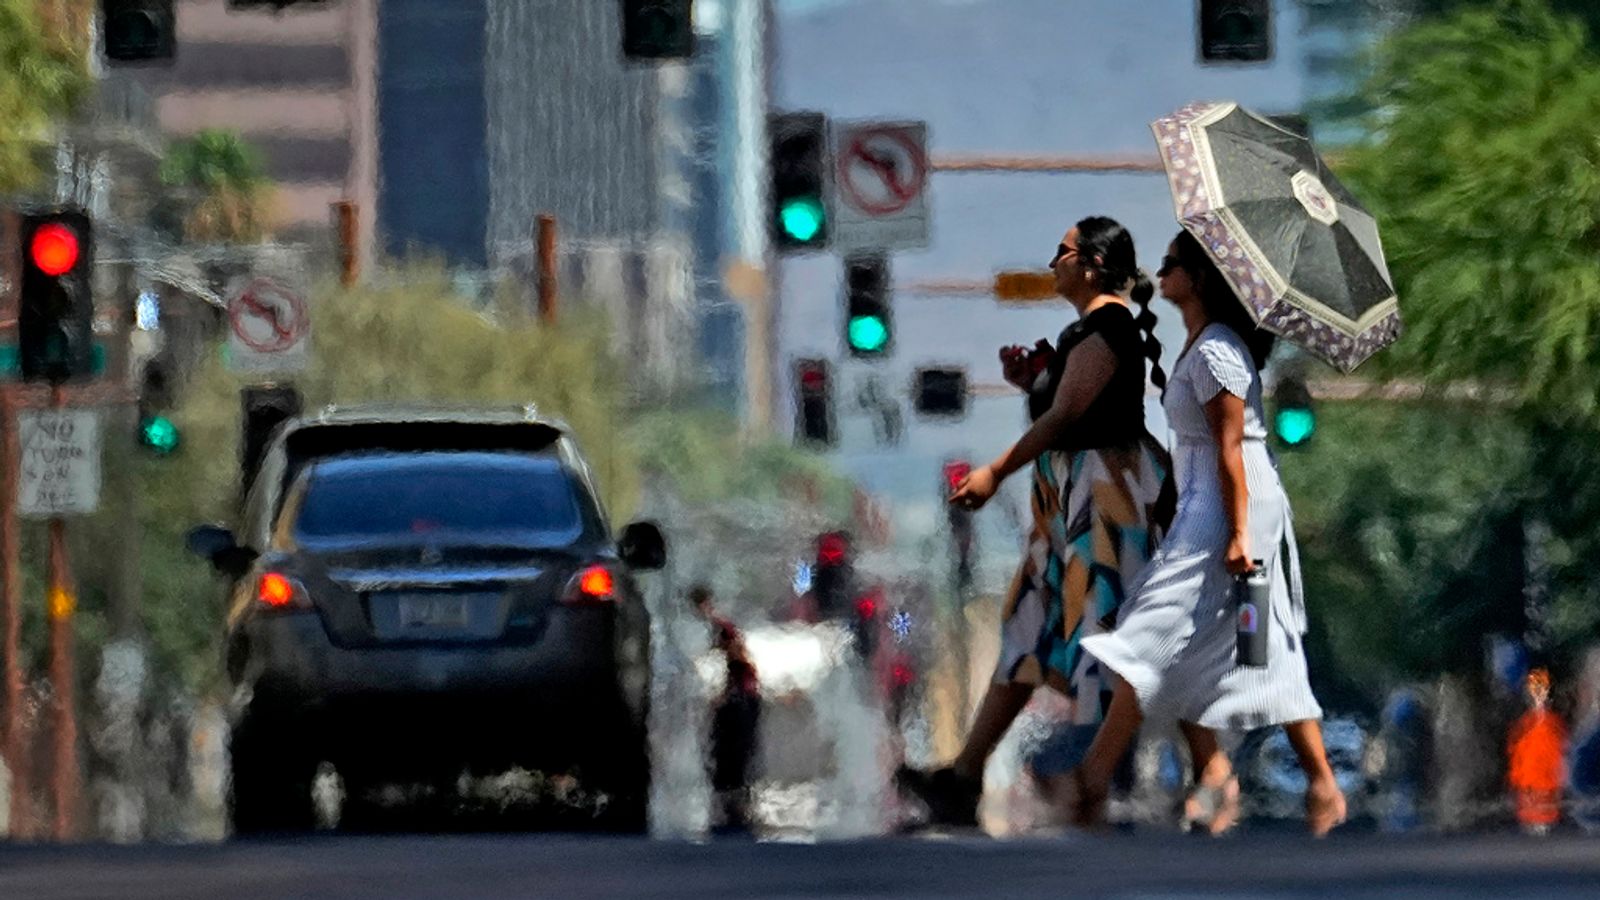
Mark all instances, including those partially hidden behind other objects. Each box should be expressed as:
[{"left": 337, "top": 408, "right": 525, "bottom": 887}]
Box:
[
  {"left": 46, "top": 385, "right": 79, "bottom": 840},
  {"left": 0, "top": 386, "right": 25, "bottom": 837}
]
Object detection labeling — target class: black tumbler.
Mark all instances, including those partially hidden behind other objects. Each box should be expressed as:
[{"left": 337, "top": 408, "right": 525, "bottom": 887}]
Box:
[{"left": 1235, "top": 560, "right": 1270, "bottom": 667}]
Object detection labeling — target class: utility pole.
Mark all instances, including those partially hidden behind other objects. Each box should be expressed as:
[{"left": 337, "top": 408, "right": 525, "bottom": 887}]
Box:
[
  {"left": 536, "top": 213, "right": 558, "bottom": 325},
  {"left": 333, "top": 200, "right": 359, "bottom": 289}
]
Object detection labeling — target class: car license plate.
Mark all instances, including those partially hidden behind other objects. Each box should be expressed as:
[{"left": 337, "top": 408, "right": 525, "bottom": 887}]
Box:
[{"left": 396, "top": 595, "right": 471, "bottom": 629}]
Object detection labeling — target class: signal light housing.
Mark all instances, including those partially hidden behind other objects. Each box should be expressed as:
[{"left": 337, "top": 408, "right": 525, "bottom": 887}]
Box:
[
  {"left": 102, "top": 0, "right": 176, "bottom": 64},
  {"left": 19, "top": 209, "right": 94, "bottom": 384},
  {"left": 844, "top": 254, "right": 892, "bottom": 358},
  {"left": 1199, "top": 0, "right": 1272, "bottom": 64},
  {"left": 769, "top": 111, "right": 831, "bottom": 252},
  {"left": 1272, "top": 376, "right": 1316, "bottom": 449},
  {"left": 794, "top": 358, "right": 835, "bottom": 447}
]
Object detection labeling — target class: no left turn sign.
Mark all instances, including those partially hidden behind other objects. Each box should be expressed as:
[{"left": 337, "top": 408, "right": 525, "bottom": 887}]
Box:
[
  {"left": 226, "top": 277, "right": 310, "bottom": 374},
  {"left": 832, "top": 120, "right": 930, "bottom": 251}
]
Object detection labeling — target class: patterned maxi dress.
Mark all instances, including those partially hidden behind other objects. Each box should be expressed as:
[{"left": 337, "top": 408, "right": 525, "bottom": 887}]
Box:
[
  {"left": 1080, "top": 323, "right": 1323, "bottom": 730},
  {"left": 994, "top": 305, "right": 1176, "bottom": 726}
]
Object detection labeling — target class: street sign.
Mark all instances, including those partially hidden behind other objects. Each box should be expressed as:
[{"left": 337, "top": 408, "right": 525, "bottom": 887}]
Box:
[
  {"left": 993, "top": 270, "right": 1058, "bottom": 302},
  {"left": 225, "top": 277, "right": 310, "bottom": 374},
  {"left": 832, "top": 120, "right": 929, "bottom": 251},
  {"left": 18, "top": 409, "right": 101, "bottom": 518}
]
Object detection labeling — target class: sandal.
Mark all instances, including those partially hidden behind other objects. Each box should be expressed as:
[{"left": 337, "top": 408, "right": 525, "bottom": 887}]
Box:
[
  {"left": 1182, "top": 774, "right": 1241, "bottom": 836},
  {"left": 896, "top": 766, "right": 981, "bottom": 828}
]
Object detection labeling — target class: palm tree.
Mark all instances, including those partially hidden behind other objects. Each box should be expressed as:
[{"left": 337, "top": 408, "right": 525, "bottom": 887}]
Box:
[{"left": 159, "top": 130, "right": 273, "bottom": 243}]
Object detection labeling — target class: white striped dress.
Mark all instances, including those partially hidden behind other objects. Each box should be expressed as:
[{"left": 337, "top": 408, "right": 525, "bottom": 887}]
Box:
[{"left": 1080, "top": 324, "right": 1323, "bottom": 731}]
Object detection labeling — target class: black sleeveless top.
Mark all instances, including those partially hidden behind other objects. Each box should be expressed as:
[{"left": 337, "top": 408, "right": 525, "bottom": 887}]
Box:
[{"left": 1027, "top": 303, "right": 1148, "bottom": 449}]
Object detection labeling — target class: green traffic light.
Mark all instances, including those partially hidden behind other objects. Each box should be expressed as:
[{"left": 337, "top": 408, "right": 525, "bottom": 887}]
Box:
[
  {"left": 779, "top": 196, "right": 826, "bottom": 243},
  {"left": 1275, "top": 408, "right": 1316, "bottom": 446},
  {"left": 848, "top": 315, "right": 890, "bottom": 354},
  {"left": 140, "top": 415, "right": 179, "bottom": 455}
]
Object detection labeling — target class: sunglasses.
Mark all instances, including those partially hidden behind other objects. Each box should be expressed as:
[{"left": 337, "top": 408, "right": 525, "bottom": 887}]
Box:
[
  {"left": 1157, "top": 255, "right": 1182, "bottom": 277},
  {"left": 1050, "top": 243, "right": 1081, "bottom": 267}
]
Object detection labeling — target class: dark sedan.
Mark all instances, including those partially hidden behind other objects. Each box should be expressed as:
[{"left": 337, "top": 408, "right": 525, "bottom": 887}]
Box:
[{"left": 188, "top": 408, "right": 664, "bottom": 833}]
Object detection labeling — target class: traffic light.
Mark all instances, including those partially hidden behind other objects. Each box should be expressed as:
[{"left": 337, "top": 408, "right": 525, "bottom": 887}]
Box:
[
  {"left": 794, "top": 358, "right": 835, "bottom": 447},
  {"left": 19, "top": 209, "right": 94, "bottom": 384},
  {"left": 621, "top": 0, "right": 694, "bottom": 60},
  {"left": 1198, "top": 0, "right": 1272, "bottom": 64},
  {"left": 915, "top": 367, "right": 967, "bottom": 417},
  {"left": 769, "top": 111, "right": 830, "bottom": 251},
  {"left": 240, "top": 384, "right": 302, "bottom": 494},
  {"left": 943, "top": 460, "right": 975, "bottom": 587},
  {"left": 1273, "top": 375, "right": 1316, "bottom": 448},
  {"left": 102, "top": 0, "right": 175, "bottom": 63},
  {"left": 844, "top": 254, "right": 892, "bottom": 358},
  {"left": 812, "top": 530, "right": 853, "bottom": 620},
  {"left": 137, "top": 361, "right": 179, "bottom": 455},
  {"left": 852, "top": 585, "right": 883, "bottom": 661}
]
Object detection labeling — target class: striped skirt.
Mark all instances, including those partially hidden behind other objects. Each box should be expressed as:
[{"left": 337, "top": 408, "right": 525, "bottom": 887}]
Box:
[{"left": 994, "top": 435, "right": 1175, "bottom": 723}]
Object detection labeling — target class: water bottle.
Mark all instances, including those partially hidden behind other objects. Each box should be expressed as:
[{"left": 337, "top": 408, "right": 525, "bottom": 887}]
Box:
[{"left": 1235, "top": 560, "right": 1270, "bottom": 667}]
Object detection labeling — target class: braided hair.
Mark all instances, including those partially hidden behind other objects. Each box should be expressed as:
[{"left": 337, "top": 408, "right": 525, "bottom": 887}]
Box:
[
  {"left": 1169, "top": 230, "right": 1275, "bottom": 370},
  {"left": 1075, "top": 216, "right": 1168, "bottom": 390}
]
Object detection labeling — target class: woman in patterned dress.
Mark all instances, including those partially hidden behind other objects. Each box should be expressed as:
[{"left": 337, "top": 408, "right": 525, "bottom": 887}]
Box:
[
  {"left": 1052, "top": 230, "right": 1346, "bottom": 835},
  {"left": 898, "top": 217, "right": 1176, "bottom": 826}
]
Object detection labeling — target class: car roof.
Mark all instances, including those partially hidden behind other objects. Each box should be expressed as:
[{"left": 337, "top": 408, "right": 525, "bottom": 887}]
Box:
[{"left": 289, "top": 403, "right": 572, "bottom": 434}]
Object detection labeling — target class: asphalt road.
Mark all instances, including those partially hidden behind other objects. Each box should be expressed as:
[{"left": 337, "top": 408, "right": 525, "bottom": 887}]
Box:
[{"left": 3, "top": 832, "right": 1599, "bottom": 899}]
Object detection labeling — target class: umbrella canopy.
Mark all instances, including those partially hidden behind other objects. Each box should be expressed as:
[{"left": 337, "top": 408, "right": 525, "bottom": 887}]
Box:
[{"left": 1151, "top": 102, "right": 1401, "bottom": 373}]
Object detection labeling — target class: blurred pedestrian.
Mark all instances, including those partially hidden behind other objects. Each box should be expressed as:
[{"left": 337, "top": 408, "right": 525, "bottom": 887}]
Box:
[
  {"left": 1508, "top": 668, "right": 1568, "bottom": 834},
  {"left": 1046, "top": 230, "right": 1346, "bottom": 836},
  {"left": 1568, "top": 650, "right": 1600, "bottom": 833},
  {"left": 689, "top": 585, "right": 761, "bottom": 832},
  {"left": 898, "top": 216, "right": 1177, "bottom": 827}
]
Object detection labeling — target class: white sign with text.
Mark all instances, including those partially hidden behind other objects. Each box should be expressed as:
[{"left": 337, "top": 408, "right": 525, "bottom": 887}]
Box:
[{"left": 18, "top": 410, "right": 102, "bottom": 518}]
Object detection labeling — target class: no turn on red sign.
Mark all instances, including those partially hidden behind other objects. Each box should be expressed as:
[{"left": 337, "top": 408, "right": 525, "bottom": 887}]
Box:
[
  {"left": 225, "top": 276, "right": 310, "bottom": 374},
  {"left": 832, "top": 120, "right": 930, "bottom": 252}
]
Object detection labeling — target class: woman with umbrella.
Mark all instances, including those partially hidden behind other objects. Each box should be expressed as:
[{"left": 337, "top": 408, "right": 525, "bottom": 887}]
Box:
[
  {"left": 1043, "top": 103, "right": 1403, "bottom": 836},
  {"left": 1047, "top": 230, "right": 1344, "bottom": 835}
]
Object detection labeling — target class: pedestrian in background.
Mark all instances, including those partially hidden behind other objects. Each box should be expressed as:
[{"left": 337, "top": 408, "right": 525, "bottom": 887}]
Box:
[
  {"left": 899, "top": 216, "right": 1176, "bottom": 827},
  {"left": 1508, "top": 667, "right": 1568, "bottom": 835},
  {"left": 1568, "top": 650, "right": 1600, "bottom": 833},
  {"left": 1052, "top": 230, "right": 1346, "bottom": 836},
  {"left": 689, "top": 585, "right": 762, "bottom": 832}
]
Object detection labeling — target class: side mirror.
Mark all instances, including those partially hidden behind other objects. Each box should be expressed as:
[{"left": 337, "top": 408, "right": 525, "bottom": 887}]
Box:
[
  {"left": 617, "top": 521, "right": 666, "bottom": 571},
  {"left": 185, "top": 524, "right": 256, "bottom": 579}
]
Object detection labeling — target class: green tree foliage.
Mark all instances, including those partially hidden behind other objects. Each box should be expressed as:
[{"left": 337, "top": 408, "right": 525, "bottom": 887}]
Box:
[
  {"left": 159, "top": 131, "right": 274, "bottom": 243},
  {"left": 1339, "top": 0, "right": 1600, "bottom": 422},
  {"left": 1282, "top": 0, "right": 1600, "bottom": 701},
  {"left": 0, "top": 0, "right": 90, "bottom": 192}
]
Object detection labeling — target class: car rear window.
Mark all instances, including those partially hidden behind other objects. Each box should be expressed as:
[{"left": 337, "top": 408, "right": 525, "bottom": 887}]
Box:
[{"left": 292, "top": 452, "right": 585, "bottom": 547}]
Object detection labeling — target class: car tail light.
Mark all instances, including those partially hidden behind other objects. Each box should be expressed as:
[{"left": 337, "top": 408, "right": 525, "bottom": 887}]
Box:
[
  {"left": 256, "top": 572, "right": 305, "bottom": 610},
  {"left": 564, "top": 565, "right": 617, "bottom": 604}
]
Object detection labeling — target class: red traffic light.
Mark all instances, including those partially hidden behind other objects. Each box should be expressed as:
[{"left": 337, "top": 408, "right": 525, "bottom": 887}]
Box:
[
  {"left": 799, "top": 364, "right": 827, "bottom": 392},
  {"left": 817, "top": 531, "right": 849, "bottom": 566},
  {"left": 943, "top": 460, "right": 972, "bottom": 492},
  {"left": 856, "top": 594, "right": 879, "bottom": 619},
  {"left": 30, "top": 223, "right": 80, "bottom": 276}
]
